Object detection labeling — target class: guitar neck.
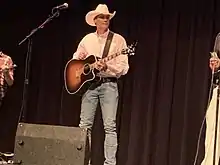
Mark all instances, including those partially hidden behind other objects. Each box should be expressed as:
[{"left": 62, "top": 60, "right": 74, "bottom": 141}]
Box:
[
  {"left": 90, "top": 42, "right": 136, "bottom": 68},
  {"left": 99, "top": 52, "right": 121, "bottom": 64},
  {"left": 90, "top": 52, "right": 121, "bottom": 69}
]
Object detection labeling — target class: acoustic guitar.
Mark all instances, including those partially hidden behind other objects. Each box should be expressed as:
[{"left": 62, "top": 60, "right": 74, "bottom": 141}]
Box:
[{"left": 64, "top": 42, "right": 137, "bottom": 95}]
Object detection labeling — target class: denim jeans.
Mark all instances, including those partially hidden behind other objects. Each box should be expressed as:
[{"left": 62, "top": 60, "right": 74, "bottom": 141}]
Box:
[{"left": 79, "top": 81, "right": 118, "bottom": 165}]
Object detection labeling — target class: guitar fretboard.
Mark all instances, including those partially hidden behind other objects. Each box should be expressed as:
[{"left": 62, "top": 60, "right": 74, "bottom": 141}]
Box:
[
  {"left": 90, "top": 51, "right": 123, "bottom": 69},
  {"left": 100, "top": 52, "right": 121, "bottom": 63},
  {"left": 90, "top": 42, "right": 137, "bottom": 68}
]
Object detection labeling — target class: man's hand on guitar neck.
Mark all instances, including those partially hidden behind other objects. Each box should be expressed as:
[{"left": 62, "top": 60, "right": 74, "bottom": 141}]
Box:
[{"left": 95, "top": 61, "right": 107, "bottom": 71}]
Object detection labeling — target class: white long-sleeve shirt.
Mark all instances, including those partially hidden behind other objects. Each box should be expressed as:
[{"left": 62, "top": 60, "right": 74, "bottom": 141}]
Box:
[{"left": 72, "top": 29, "right": 129, "bottom": 78}]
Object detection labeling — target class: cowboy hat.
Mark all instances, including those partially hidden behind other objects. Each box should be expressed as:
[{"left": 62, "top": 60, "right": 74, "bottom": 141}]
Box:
[{"left": 85, "top": 4, "right": 116, "bottom": 26}]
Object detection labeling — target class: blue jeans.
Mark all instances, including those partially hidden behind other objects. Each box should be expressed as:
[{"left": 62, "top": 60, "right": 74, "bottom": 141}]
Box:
[{"left": 79, "top": 82, "right": 118, "bottom": 165}]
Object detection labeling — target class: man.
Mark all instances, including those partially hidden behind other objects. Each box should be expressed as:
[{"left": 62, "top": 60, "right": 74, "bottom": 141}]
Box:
[
  {"left": 0, "top": 51, "right": 14, "bottom": 163},
  {"left": 72, "top": 4, "right": 129, "bottom": 165}
]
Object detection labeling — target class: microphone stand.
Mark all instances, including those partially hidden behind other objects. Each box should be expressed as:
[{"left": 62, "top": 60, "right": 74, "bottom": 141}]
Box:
[{"left": 18, "top": 8, "right": 61, "bottom": 122}]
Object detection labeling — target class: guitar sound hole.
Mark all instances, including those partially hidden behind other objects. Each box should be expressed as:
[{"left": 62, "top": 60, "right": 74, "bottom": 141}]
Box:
[{"left": 83, "top": 64, "right": 91, "bottom": 75}]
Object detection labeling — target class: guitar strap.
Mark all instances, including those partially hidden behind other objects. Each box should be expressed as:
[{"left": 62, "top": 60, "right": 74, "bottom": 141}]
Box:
[{"left": 102, "top": 31, "right": 114, "bottom": 59}]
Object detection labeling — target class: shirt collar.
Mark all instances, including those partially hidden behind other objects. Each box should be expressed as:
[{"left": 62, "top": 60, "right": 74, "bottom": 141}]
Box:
[{"left": 95, "top": 29, "right": 109, "bottom": 38}]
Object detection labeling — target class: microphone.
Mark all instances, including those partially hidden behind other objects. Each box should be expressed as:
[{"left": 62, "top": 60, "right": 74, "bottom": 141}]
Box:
[{"left": 53, "top": 3, "right": 68, "bottom": 10}]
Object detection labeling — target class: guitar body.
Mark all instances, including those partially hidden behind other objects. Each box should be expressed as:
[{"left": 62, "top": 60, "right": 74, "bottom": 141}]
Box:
[{"left": 64, "top": 55, "right": 98, "bottom": 95}]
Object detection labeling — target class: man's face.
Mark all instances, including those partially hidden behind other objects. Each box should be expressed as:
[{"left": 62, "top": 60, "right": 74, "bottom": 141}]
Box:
[{"left": 94, "top": 14, "right": 110, "bottom": 30}]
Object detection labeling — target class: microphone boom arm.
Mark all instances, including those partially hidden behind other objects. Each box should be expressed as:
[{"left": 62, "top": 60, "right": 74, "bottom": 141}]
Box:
[
  {"left": 18, "top": 6, "right": 63, "bottom": 123},
  {"left": 18, "top": 10, "right": 60, "bottom": 45}
]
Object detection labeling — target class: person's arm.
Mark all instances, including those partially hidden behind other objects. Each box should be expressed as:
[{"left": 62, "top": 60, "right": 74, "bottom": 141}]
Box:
[
  {"left": 73, "top": 38, "right": 88, "bottom": 60},
  {"left": 106, "top": 36, "right": 129, "bottom": 77},
  {"left": 3, "top": 58, "right": 14, "bottom": 86}
]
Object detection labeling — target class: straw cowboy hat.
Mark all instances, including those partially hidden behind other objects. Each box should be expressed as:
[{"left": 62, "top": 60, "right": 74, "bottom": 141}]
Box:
[{"left": 85, "top": 4, "right": 116, "bottom": 26}]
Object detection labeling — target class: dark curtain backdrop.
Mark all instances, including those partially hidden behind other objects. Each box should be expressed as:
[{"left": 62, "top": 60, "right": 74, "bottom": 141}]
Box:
[{"left": 0, "top": 0, "right": 218, "bottom": 164}]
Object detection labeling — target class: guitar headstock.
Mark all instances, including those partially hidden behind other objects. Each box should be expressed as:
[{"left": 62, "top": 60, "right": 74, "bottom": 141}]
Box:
[{"left": 122, "top": 41, "right": 138, "bottom": 56}]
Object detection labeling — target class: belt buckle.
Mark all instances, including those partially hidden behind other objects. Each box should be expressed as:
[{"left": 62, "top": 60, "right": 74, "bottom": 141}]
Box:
[
  {"left": 101, "top": 78, "right": 108, "bottom": 83},
  {"left": 102, "top": 78, "right": 107, "bottom": 83}
]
